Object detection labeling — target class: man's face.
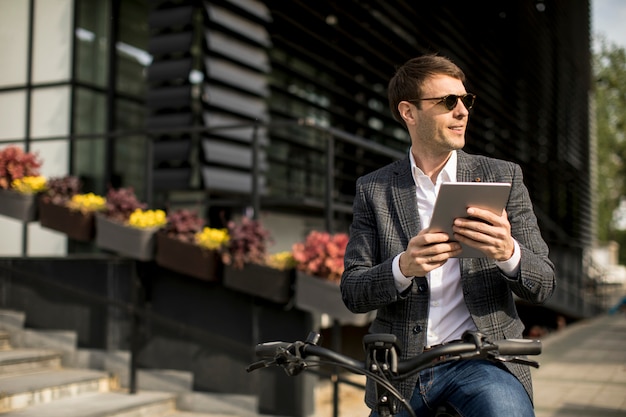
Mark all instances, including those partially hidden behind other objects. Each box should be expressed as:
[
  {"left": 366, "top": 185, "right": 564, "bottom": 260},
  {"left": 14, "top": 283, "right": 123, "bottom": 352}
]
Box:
[{"left": 410, "top": 75, "right": 470, "bottom": 154}]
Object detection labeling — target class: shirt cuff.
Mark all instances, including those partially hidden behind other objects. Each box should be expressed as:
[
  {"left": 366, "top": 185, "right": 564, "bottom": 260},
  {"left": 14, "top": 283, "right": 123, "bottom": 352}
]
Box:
[
  {"left": 495, "top": 239, "right": 521, "bottom": 277},
  {"left": 393, "top": 252, "right": 414, "bottom": 292}
]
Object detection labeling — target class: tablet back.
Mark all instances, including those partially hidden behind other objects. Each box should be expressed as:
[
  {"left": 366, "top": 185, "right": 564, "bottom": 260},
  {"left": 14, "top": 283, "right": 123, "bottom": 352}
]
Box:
[{"left": 429, "top": 182, "right": 511, "bottom": 258}]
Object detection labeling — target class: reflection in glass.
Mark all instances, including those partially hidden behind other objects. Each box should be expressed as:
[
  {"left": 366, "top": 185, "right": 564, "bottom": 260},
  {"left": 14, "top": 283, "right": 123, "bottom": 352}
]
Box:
[{"left": 76, "top": 0, "right": 109, "bottom": 87}]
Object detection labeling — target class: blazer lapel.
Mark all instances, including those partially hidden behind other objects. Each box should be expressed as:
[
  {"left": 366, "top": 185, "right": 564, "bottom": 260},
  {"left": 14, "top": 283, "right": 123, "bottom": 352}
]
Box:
[
  {"left": 456, "top": 150, "right": 483, "bottom": 182},
  {"left": 391, "top": 158, "right": 420, "bottom": 242}
]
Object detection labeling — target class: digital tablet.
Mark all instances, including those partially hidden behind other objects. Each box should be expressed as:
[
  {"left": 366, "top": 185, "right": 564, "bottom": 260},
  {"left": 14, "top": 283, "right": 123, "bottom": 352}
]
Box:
[{"left": 429, "top": 182, "right": 512, "bottom": 258}]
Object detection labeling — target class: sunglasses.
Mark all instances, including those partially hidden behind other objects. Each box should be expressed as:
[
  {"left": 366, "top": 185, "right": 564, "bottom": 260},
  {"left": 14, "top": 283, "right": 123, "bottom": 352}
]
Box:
[{"left": 407, "top": 93, "right": 476, "bottom": 111}]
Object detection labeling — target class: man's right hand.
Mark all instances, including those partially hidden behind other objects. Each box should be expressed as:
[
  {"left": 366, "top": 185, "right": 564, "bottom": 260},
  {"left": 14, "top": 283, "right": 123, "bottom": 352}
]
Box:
[{"left": 399, "top": 229, "right": 462, "bottom": 277}]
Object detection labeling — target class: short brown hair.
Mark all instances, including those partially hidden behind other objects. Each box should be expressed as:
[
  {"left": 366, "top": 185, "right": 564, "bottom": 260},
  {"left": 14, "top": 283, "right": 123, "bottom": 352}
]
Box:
[{"left": 388, "top": 54, "right": 466, "bottom": 127}]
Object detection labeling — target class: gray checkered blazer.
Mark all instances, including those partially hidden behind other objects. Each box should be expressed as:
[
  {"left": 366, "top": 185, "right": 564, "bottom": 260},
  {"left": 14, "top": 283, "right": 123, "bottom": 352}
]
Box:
[{"left": 341, "top": 150, "right": 556, "bottom": 408}]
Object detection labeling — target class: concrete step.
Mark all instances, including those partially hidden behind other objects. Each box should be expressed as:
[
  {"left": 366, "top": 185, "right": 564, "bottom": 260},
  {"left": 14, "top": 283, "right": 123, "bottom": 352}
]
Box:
[
  {"left": 6, "top": 329, "right": 78, "bottom": 365},
  {"left": 0, "top": 308, "right": 265, "bottom": 417},
  {"left": 0, "top": 348, "right": 62, "bottom": 375},
  {"left": 0, "top": 368, "right": 114, "bottom": 412},
  {"left": 0, "top": 331, "right": 10, "bottom": 350},
  {"left": 18, "top": 329, "right": 77, "bottom": 351},
  {"left": 177, "top": 392, "right": 258, "bottom": 417},
  {"left": 0, "top": 390, "right": 177, "bottom": 417},
  {"left": 0, "top": 309, "right": 26, "bottom": 332}
]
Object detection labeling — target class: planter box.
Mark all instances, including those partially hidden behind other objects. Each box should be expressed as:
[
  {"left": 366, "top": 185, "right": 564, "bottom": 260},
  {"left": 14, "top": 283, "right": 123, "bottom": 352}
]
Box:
[
  {"left": 223, "top": 263, "right": 294, "bottom": 304},
  {"left": 155, "top": 232, "right": 221, "bottom": 282},
  {"left": 294, "top": 271, "right": 376, "bottom": 327},
  {"left": 38, "top": 200, "right": 95, "bottom": 242},
  {"left": 95, "top": 214, "right": 158, "bottom": 261},
  {"left": 0, "top": 190, "right": 38, "bottom": 222}
]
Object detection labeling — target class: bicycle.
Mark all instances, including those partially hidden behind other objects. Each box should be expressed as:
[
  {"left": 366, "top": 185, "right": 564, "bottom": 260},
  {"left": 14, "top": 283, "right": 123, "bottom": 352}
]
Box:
[{"left": 247, "top": 330, "right": 541, "bottom": 417}]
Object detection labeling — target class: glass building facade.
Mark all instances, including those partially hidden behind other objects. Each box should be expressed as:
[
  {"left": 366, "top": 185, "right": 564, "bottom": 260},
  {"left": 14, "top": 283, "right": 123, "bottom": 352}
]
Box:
[{"left": 0, "top": 0, "right": 594, "bottom": 315}]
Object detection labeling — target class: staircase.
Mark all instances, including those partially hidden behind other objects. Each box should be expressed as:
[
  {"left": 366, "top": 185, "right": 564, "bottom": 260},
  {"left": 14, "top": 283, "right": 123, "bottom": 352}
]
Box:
[{"left": 0, "top": 309, "right": 259, "bottom": 417}]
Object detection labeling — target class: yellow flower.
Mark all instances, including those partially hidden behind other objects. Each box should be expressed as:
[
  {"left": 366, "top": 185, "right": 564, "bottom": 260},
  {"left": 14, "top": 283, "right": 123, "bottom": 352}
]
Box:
[
  {"left": 11, "top": 176, "right": 47, "bottom": 194},
  {"left": 266, "top": 251, "right": 297, "bottom": 270},
  {"left": 195, "top": 227, "right": 230, "bottom": 250},
  {"left": 127, "top": 209, "right": 167, "bottom": 229},
  {"left": 67, "top": 193, "right": 106, "bottom": 213}
]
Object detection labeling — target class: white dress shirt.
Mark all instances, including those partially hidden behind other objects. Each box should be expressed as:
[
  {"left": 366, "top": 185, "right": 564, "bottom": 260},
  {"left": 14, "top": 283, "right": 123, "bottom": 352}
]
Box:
[{"left": 392, "top": 150, "right": 521, "bottom": 346}]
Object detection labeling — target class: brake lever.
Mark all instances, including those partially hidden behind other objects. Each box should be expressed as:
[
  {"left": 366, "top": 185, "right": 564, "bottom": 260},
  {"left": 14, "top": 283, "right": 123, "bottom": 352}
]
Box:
[
  {"left": 285, "top": 358, "right": 308, "bottom": 376},
  {"left": 249, "top": 342, "right": 310, "bottom": 376},
  {"left": 491, "top": 355, "right": 540, "bottom": 369},
  {"left": 246, "top": 359, "right": 274, "bottom": 372},
  {"left": 510, "top": 357, "right": 540, "bottom": 368}
]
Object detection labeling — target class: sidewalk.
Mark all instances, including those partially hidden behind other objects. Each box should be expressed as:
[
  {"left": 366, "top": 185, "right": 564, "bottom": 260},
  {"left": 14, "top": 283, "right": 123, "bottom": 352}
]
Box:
[
  {"left": 314, "top": 313, "right": 626, "bottom": 417},
  {"left": 532, "top": 313, "right": 626, "bottom": 417}
]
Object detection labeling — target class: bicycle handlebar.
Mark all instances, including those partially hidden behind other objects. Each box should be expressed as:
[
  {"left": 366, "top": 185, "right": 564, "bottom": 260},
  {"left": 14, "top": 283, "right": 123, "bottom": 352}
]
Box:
[
  {"left": 492, "top": 338, "right": 541, "bottom": 356},
  {"left": 248, "top": 331, "right": 541, "bottom": 376},
  {"left": 253, "top": 341, "right": 364, "bottom": 367}
]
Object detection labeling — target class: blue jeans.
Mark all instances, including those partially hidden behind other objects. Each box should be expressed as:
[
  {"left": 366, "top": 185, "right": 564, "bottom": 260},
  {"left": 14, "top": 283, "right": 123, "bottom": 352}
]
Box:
[{"left": 377, "top": 360, "right": 534, "bottom": 417}]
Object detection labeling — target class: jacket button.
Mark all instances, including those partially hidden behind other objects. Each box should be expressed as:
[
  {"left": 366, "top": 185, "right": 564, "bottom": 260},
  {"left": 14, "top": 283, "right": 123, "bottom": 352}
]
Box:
[{"left": 412, "top": 325, "right": 422, "bottom": 334}]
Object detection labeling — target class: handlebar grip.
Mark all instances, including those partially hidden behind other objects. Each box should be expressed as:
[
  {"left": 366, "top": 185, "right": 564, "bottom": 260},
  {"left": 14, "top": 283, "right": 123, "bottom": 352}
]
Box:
[
  {"left": 255, "top": 341, "right": 291, "bottom": 358},
  {"left": 493, "top": 339, "right": 542, "bottom": 356}
]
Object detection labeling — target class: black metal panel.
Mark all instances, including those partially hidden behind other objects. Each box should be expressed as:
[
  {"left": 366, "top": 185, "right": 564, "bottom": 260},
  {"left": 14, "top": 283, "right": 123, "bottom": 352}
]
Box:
[
  {"left": 153, "top": 139, "right": 192, "bottom": 162},
  {"left": 146, "top": 85, "right": 193, "bottom": 111},
  {"left": 204, "top": 29, "right": 271, "bottom": 71},
  {"left": 201, "top": 165, "right": 266, "bottom": 194},
  {"left": 204, "top": 2, "right": 271, "bottom": 47},
  {"left": 146, "top": 58, "right": 193, "bottom": 84},
  {"left": 153, "top": 167, "right": 191, "bottom": 190},
  {"left": 148, "top": 31, "right": 193, "bottom": 57},
  {"left": 146, "top": 113, "right": 194, "bottom": 129},
  {"left": 148, "top": 5, "right": 194, "bottom": 30},
  {"left": 203, "top": 83, "right": 269, "bottom": 121}
]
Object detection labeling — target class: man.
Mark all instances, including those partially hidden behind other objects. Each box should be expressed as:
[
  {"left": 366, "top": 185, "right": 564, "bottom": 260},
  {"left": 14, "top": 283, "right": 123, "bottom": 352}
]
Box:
[{"left": 340, "top": 54, "right": 555, "bottom": 417}]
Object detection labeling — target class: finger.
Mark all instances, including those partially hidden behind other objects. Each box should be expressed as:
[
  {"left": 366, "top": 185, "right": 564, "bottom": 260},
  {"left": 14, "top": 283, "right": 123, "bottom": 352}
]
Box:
[
  {"left": 416, "top": 230, "right": 453, "bottom": 246},
  {"left": 467, "top": 206, "right": 508, "bottom": 226}
]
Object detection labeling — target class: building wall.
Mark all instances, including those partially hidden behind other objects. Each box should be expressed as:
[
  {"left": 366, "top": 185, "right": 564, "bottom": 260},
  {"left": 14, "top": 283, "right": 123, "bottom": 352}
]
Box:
[
  {"left": 0, "top": 0, "right": 74, "bottom": 256},
  {"left": 0, "top": 1, "right": 594, "bottom": 317}
]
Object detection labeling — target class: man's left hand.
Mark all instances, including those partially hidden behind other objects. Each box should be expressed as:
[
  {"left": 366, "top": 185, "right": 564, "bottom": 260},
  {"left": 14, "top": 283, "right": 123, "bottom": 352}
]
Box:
[{"left": 452, "top": 207, "right": 515, "bottom": 261}]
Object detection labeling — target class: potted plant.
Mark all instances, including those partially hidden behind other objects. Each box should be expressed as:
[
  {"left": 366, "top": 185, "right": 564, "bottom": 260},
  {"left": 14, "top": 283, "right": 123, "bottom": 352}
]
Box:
[
  {"left": 0, "top": 146, "right": 44, "bottom": 222},
  {"left": 95, "top": 187, "right": 165, "bottom": 261},
  {"left": 155, "top": 209, "right": 228, "bottom": 282},
  {"left": 292, "top": 230, "right": 348, "bottom": 283},
  {"left": 221, "top": 217, "right": 296, "bottom": 304},
  {"left": 222, "top": 216, "right": 272, "bottom": 269},
  {"left": 292, "top": 230, "right": 375, "bottom": 326},
  {"left": 38, "top": 176, "right": 104, "bottom": 241}
]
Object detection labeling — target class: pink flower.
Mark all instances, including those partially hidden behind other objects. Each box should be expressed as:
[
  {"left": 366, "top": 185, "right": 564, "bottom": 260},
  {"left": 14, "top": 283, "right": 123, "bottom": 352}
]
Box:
[
  {"left": 292, "top": 230, "right": 349, "bottom": 283},
  {"left": 0, "top": 146, "right": 42, "bottom": 190}
]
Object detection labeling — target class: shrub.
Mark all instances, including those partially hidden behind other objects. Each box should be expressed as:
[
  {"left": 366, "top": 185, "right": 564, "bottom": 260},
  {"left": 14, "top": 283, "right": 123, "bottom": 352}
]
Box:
[
  {"left": 41, "top": 175, "right": 82, "bottom": 204},
  {"left": 103, "top": 187, "right": 146, "bottom": 223},
  {"left": 222, "top": 217, "right": 272, "bottom": 269},
  {"left": 0, "top": 146, "right": 43, "bottom": 190},
  {"left": 292, "top": 230, "right": 349, "bottom": 283},
  {"left": 162, "top": 209, "right": 206, "bottom": 243}
]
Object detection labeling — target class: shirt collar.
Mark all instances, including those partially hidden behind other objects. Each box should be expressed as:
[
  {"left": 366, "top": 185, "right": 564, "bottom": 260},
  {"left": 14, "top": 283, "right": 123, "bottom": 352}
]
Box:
[{"left": 409, "top": 149, "right": 457, "bottom": 187}]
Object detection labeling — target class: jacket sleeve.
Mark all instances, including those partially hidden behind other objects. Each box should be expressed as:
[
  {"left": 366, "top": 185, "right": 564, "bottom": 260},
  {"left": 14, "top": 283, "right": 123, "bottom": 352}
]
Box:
[
  {"left": 341, "top": 173, "right": 409, "bottom": 314},
  {"left": 503, "top": 163, "right": 556, "bottom": 304}
]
